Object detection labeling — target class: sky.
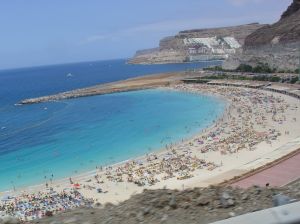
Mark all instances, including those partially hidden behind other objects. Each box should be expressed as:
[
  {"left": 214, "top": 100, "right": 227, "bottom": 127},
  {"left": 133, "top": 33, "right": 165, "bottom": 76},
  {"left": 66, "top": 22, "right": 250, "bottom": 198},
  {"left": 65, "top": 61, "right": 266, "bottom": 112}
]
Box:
[{"left": 0, "top": 0, "right": 292, "bottom": 69}]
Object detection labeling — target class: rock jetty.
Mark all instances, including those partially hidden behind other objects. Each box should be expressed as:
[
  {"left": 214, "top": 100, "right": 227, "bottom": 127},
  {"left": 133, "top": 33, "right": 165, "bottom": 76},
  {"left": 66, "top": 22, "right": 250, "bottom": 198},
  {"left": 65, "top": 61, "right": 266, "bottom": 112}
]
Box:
[{"left": 19, "top": 72, "right": 185, "bottom": 104}]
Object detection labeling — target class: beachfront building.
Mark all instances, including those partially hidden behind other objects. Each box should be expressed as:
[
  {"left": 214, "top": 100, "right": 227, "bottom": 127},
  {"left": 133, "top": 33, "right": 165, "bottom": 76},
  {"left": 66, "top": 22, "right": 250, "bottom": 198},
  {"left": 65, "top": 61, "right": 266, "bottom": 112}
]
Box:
[{"left": 184, "top": 36, "right": 241, "bottom": 61}]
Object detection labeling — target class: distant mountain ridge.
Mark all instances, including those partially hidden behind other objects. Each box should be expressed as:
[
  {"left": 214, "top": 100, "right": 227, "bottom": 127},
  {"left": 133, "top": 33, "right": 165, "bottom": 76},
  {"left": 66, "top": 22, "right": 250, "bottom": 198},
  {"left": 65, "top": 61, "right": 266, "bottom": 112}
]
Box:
[
  {"left": 129, "top": 23, "right": 265, "bottom": 64},
  {"left": 130, "top": 1, "right": 299, "bottom": 71}
]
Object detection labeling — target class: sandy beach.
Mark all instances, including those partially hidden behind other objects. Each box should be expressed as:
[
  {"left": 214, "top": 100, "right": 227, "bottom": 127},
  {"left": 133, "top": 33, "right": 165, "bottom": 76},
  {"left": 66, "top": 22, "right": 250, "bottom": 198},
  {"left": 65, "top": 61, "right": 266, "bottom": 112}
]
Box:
[{"left": 1, "top": 83, "right": 300, "bottom": 221}]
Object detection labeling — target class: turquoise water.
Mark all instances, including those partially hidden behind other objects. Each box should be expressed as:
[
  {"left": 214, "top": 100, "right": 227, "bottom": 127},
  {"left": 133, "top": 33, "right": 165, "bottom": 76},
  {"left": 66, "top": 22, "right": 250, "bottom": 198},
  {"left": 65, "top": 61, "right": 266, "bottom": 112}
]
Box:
[
  {"left": 0, "top": 59, "right": 224, "bottom": 191},
  {"left": 0, "top": 89, "right": 225, "bottom": 191}
]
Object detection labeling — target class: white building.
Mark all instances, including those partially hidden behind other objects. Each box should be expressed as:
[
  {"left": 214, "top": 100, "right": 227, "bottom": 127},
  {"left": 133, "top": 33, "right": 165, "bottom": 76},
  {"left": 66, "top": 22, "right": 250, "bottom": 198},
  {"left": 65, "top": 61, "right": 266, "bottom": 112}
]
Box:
[{"left": 183, "top": 36, "right": 241, "bottom": 61}]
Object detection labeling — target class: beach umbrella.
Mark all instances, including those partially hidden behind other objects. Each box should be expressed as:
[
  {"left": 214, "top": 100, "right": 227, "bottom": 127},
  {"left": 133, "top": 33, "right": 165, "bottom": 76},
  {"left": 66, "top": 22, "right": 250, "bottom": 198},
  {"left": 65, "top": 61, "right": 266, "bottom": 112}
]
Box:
[{"left": 73, "top": 183, "right": 80, "bottom": 189}]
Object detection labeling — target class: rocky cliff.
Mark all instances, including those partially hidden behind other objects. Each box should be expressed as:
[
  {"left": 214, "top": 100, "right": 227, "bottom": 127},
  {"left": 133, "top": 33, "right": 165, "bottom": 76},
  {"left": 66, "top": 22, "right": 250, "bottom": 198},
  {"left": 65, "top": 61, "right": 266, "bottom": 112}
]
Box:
[
  {"left": 245, "top": 0, "right": 300, "bottom": 46},
  {"left": 281, "top": 0, "right": 300, "bottom": 20},
  {"left": 223, "top": 0, "right": 300, "bottom": 71},
  {"left": 129, "top": 23, "right": 264, "bottom": 64},
  {"left": 177, "top": 23, "right": 263, "bottom": 45}
]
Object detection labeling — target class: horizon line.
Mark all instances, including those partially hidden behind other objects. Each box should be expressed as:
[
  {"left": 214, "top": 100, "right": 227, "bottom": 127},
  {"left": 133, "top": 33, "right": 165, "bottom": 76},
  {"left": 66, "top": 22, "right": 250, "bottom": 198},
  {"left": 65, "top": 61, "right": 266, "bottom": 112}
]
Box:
[{"left": 0, "top": 57, "right": 129, "bottom": 73}]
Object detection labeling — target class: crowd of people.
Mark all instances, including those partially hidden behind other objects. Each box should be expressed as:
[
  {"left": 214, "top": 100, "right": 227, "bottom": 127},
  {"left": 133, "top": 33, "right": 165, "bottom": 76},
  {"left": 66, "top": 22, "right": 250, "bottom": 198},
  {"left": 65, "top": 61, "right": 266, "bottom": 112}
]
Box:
[
  {"left": 175, "top": 84, "right": 291, "bottom": 155},
  {"left": 86, "top": 84, "right": 294, "bottom": 188},
  {"left": 102, "top": 149, "right": 218, "bottom": 186},
  {"left": 1, "top": 83, "right": 298, "bottom": 222},
  {"left": 0, "top": 190, "right": 93, "bottom": 221}
]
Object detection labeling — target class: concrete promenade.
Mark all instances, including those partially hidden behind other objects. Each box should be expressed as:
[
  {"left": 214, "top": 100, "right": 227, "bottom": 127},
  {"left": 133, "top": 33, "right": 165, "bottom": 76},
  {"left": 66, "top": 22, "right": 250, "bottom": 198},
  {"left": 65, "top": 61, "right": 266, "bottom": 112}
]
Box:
[{"left": 232, "top": 137, "right": 300, "bottom": 188}]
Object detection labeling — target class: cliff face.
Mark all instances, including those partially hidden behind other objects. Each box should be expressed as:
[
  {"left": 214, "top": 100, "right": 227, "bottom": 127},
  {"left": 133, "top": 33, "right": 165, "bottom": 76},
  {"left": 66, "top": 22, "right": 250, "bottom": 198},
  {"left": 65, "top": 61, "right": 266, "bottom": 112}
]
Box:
[
  {"left": 129, "top": 23, "right": 264, "bottom": 64},
  {"left": 130, "top": 1, "right": 299, "bottom": 70},
  {"left": 177, "top": 23, "right": 263, "bottom": 45},
  {"left": 245, "top": 0, "right": 300, "bottom": 47},
  {"left": 223, "top": 0, "right": 300, "bottom": 71},
  {"left": 281, "top": 0, "right": 300, "bottom": 19}
]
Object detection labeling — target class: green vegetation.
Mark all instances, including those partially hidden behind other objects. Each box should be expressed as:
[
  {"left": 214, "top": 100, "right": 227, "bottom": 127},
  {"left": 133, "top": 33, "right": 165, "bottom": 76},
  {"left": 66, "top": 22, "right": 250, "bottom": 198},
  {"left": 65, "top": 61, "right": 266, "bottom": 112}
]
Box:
[
  {"left": 235, "top": 64, "right": 253, "bottom": 73},
  {"left": 192, "top": 73, "right": 299, "bottom": 84},
  {"left": 203, "top": 66, "right": 223, "bottom": 71},
  {"left": 290, "top": 76, "right": 299, "bottom": 84},
  {"left": 200, "top": 74, "right": 250, "bottom": 80},
  {"left": 200, "top": 62, "right": 300, "bottom": 84},
  {"left": 203, "top": 66, "right": 224, "bottom": 72},
  {"left": 251, "top": 63, "right": 276, "bottom": 73},
  {"left": 200, "top": 74, "right": 282, "bottom": 83},
  {"left": 204, "top": 63, "right": 298, "bottom": 74}
]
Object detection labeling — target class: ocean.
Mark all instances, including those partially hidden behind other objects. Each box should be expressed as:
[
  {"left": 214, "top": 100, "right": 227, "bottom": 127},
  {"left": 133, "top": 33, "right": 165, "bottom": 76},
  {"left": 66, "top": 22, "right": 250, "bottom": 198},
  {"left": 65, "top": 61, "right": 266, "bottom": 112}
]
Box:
[{"left": 0, "top": 59, "right": 224, "bottom": 191}]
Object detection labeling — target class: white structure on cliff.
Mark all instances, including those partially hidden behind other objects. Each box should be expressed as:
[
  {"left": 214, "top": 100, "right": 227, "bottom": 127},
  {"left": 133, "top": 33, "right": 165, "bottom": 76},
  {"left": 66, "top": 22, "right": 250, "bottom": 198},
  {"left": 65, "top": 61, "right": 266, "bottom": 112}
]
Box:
[
  {"left": 183, "top": 36, "right": 241, "bottom": 61},
  {"left": 223, "top": 37, "right": 241, "bottom": 49}
]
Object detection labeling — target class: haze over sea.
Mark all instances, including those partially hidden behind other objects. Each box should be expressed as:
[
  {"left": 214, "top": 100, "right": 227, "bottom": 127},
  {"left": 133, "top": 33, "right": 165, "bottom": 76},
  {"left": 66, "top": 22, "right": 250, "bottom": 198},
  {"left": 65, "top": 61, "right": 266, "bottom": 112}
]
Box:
[{"left": 0, "top": 59, "right": 225, "bottom": 191}]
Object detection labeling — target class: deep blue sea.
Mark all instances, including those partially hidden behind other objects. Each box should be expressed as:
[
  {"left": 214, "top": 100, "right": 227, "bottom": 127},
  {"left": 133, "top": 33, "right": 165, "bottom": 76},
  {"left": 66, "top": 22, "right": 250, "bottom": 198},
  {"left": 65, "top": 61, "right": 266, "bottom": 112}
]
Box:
[{"left": 0, "top": 59, "right": 224, "bottom": 191}]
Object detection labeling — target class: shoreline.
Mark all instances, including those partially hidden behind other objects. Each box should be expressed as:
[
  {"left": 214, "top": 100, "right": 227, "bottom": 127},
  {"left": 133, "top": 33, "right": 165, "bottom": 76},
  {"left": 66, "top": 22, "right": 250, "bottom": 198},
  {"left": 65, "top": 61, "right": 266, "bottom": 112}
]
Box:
[
  {"left": 1, "top": 82, "right": 300, "bottom": 221},
  {"left": 2, "top": 87, "right": 230, "bottom": 195},
  {"left": 4, "top": 84, "right": 300, "bottom": 192}
]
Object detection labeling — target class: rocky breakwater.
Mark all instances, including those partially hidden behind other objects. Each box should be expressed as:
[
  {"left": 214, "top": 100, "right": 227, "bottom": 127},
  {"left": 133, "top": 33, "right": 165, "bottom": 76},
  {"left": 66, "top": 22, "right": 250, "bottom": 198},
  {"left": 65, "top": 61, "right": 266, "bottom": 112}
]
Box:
[
  {"left": 19, "top": 72, "right": 186, "bottom": 104},
  {"left": 223, "top": 0, "right": 300, "bottom": 71},
  {"left": 129, "top": 23, "right": 264, "bottom": 64}
]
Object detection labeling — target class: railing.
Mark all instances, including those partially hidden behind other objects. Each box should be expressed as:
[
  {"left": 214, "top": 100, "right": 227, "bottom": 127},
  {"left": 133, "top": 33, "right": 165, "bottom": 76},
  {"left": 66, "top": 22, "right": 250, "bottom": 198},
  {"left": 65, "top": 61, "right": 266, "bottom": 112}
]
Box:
[{"left": 210, "top": 202, "right": 300, "bottom": 224}]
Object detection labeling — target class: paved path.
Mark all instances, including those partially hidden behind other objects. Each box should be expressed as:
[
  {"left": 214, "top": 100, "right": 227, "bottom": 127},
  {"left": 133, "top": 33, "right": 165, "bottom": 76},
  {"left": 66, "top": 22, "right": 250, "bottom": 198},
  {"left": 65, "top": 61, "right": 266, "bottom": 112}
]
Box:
[{"left": 232, "top": 151, "right": 300, "bottom": 188}]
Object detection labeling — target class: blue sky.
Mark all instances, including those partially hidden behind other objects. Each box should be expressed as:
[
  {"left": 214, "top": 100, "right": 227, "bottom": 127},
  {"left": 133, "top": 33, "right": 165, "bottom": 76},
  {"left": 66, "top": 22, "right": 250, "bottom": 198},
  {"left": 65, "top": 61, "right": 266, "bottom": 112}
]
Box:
[{"left": 0, "top": 0, "right": 292, "bottom": 69}]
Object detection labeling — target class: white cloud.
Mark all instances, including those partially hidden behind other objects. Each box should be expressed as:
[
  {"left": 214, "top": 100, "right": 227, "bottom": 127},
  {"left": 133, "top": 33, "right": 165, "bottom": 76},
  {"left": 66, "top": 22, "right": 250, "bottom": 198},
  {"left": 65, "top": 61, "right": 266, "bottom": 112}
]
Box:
[
  {"left": 80, "top": 0, "right": 291, "bottom": 46},
  {"left": 80, "top": 16, "right": 259, "bottom": 45}
]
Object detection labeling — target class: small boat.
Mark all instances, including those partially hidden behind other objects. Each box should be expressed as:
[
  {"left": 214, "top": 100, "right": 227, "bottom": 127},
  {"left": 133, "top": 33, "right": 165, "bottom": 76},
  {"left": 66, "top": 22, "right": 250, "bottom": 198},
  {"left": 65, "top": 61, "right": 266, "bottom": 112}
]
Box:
[{"left": 66, "top": 73, "right": 73, "bottom": 77}]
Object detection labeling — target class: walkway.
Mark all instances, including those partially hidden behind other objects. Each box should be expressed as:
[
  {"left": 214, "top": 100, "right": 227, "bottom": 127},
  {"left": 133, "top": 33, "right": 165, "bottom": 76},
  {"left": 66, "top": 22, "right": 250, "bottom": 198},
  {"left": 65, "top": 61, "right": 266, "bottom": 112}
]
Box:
[{"left": 232, "top": 150, "right": 300, "bottom": 188}]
